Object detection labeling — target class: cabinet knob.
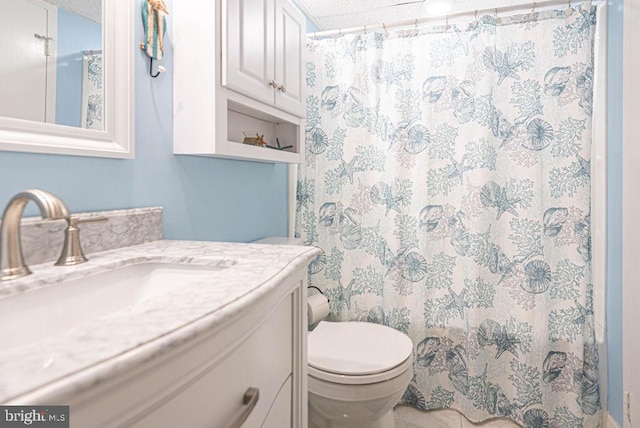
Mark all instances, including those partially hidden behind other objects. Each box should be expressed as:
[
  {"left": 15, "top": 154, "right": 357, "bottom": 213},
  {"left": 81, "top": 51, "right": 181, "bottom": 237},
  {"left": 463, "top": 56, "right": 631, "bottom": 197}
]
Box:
[
  {"left": 269, "top": 80, "right": 279, "bottom": 89},
  {"left": 278, "top": 84, "right": 287, "bottom": 93}
]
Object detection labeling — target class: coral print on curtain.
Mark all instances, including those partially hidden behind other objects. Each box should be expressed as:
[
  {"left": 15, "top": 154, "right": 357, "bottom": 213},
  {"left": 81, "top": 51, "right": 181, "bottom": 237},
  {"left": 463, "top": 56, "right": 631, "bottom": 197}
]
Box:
[{"left": 297, "top": 5, "right": 600, "bottom": 427}]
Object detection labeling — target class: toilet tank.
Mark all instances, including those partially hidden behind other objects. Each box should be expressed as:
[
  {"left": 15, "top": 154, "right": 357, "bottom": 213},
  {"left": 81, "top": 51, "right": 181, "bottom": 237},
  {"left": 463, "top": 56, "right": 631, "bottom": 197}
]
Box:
[{"left": 253, "top": 237, "right": 303, "bottom": 245}]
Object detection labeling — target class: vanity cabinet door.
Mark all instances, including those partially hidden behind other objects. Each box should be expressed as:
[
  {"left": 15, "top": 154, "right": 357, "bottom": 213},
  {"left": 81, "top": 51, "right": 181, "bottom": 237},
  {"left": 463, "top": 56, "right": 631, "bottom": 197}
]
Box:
[
  {"left": 224, "top": 0, "right": 275, "bottom": 105},
  {"left": 274, "top": 0, "right": 306, "bottom": 116},
  {"left": 130, "top": 295, "right": 293, "bottom": 428},
  {"left": 262, "top": 375, "right": 293, "bottom": 428}
]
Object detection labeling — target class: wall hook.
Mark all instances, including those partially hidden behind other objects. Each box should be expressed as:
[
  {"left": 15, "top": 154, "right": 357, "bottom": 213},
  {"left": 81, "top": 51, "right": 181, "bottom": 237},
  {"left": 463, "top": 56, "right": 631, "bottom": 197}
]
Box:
[{"left": 149, "top": 58, "right": 166, "bottom": 78}]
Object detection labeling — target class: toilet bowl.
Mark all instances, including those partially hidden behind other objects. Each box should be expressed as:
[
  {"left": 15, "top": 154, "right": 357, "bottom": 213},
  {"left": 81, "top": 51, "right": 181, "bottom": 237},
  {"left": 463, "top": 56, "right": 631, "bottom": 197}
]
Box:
[{"left": 307, "top": 321, "right": 413, "bottom": 428}]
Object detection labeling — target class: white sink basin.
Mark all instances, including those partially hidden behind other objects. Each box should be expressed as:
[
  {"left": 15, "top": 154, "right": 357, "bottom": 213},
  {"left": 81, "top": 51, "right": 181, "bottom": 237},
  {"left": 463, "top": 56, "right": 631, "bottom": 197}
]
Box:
[{"left": 0, "top": 263, "right": 226, "bottom": 352}]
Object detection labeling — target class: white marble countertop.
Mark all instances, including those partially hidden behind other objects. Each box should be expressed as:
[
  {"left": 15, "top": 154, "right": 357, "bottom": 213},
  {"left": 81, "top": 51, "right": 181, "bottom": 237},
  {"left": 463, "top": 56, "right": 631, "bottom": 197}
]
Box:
[{"left": 0, "top": 240, "right": 319, "bottom": 404}]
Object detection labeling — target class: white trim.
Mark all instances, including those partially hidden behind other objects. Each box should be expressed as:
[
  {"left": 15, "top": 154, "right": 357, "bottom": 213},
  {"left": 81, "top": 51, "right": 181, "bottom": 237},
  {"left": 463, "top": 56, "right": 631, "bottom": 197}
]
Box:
[
  {"left": 591, "top": 4, "right": 608, "bottom": 419},
  {"left": 0, "top": 0, "right": 135, "bottom": 159},
  {"left": 40, "top": 0, "right": 58, "bottom": 124},
  {"left": 623, "top": 0, "right": 640, "bottom": 425},
  {"left": 288, "top": 164, "right": 298, "bottom": 237},
  {"left": 592, "top": 2, "right": 607, "bottom": 333}
]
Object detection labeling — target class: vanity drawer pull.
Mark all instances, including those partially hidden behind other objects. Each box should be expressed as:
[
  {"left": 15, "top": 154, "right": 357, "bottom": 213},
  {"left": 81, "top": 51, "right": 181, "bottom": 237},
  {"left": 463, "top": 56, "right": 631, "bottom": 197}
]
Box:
[{"left": 225, "top": 387, "right": 260, "bottom": 428}]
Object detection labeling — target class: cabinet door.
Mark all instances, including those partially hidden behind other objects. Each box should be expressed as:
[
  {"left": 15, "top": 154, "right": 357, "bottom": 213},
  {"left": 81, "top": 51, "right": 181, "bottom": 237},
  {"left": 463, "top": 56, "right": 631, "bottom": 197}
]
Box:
[
  {"left": 262, "top": 376, "right": 292, "bottom": 428},
  {"left": 224, "top": 0, "right": 275, "bottom": 105},
  {"left": 274, "top": 0, "right": 305, "bottom": 117},
  {"left": 129, "top": 296, "right": 293, "bottom": 428}
]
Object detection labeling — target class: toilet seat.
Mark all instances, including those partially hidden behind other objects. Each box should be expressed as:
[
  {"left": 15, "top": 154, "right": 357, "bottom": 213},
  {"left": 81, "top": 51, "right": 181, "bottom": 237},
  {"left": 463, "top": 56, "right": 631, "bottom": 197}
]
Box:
[{"left": 308, "top": 321, "right": 413, "bottom": 385}]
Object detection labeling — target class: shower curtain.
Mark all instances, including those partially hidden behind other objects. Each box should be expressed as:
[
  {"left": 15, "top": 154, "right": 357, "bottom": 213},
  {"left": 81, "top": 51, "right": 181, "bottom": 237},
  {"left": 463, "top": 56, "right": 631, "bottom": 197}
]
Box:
[{"left": 297, "top": 5, "right": 600, "bottom": 427}]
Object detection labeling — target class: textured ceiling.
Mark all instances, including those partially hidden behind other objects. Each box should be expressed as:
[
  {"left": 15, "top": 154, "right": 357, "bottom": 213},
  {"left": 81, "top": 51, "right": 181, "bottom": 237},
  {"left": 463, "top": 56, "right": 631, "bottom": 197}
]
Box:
[
  {"left": 44, "top": 0, "right": 102, "bottom": 24},
  {"left": 295, "top": 0, "right": 533, "bottom": 31}
]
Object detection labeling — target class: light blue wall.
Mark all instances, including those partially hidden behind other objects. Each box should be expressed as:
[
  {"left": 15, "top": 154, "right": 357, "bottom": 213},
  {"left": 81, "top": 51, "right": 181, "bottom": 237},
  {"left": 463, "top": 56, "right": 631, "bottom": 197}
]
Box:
[
  {"left": 607, "top": 0, "right": 624, "bottom": 424},
  {"left": 291, "top": 0, "right": 321, "bottom": 33},
  {"left": 55, "top": 9, "right": 102, "bottom": 128},
  {"left": 0, "top": 0, "right": 289, "bottom": 243},
  {"left": 305, "top": 16, "right": 321, "bottom": 33}
]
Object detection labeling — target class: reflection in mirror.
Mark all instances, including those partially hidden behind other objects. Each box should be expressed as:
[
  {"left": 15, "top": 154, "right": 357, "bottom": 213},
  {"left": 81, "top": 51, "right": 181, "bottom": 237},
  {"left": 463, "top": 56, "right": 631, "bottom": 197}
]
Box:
[{"left": 0, "top": 0, "right": 103, "bottom": 130}]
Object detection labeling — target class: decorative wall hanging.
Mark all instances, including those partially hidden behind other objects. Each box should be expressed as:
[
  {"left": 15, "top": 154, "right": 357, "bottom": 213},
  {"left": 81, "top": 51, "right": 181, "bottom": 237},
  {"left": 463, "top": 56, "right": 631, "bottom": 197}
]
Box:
[{"left": 140, "top": 0, "right": 169, "bottom": 78}]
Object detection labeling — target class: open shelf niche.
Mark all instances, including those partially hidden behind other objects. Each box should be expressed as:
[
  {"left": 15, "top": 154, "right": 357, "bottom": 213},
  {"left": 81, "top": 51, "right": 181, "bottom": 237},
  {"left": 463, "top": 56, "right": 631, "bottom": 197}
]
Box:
[{"left": 224, "top": 99, "right": 303, "bottom": 164}]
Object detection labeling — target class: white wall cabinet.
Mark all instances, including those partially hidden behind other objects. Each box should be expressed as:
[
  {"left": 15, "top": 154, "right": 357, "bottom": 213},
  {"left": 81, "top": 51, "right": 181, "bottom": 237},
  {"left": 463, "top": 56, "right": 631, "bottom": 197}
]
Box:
[
  {"left": 174, "top": 0, "right": 306, "bottom": 164},
  {"left": 224, "top": 0, "right": 305, "bottom": 117}
]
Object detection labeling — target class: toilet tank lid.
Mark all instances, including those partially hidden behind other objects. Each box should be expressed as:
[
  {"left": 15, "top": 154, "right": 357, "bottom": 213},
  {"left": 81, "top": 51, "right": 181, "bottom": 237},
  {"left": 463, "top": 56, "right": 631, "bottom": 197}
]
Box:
[
  {"left": 252, "top": 237, "right": 303, "bottom": 245},
  {"left": 308, "top": 321, "right": 413, "bottom": 376}
]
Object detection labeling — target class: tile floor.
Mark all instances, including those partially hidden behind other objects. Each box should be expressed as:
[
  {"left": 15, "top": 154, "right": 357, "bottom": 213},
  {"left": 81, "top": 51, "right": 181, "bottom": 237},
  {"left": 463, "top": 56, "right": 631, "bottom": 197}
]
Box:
[{"left": 394, "top": 406, "right": 521, "bottom": 428}]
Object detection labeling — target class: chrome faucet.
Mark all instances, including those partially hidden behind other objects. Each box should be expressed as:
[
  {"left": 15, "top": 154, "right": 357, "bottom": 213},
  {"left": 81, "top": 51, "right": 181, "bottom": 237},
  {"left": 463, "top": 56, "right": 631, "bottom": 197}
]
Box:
[{"left": 0, "top": 189, "right": 70, "bottom": 281}]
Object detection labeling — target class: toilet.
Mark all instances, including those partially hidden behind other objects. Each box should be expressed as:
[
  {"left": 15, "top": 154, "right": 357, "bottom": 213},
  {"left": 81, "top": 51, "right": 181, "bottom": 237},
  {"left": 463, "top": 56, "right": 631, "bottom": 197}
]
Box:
[
  {"left": 307, "top": 321, "right": 413, "bottom": 428},
  {"left": 252, "top": 238, "right": 413, "bottom": 428}
]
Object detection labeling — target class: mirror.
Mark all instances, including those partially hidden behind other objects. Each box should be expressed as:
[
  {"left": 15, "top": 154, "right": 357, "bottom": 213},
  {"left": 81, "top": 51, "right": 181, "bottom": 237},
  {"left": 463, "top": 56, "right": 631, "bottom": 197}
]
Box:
[{"left": 0, "top": 0, "right": 134, "bottom": 158}]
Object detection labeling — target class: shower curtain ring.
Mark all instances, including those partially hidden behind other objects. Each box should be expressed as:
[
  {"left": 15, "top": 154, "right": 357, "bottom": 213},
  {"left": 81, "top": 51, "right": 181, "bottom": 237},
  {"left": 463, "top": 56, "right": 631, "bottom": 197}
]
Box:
[
  {"left": 532, "top": 2, "right": 536, "bottom": 13},
  {"left": 445, "top": 16, "right": 449, "bottom": 30},
  {"left": 364, "top": 25, "right": 367, "bottom": 34},
  {"left": 494, "top": 8, "right": 498, "bottom": 18},
  {"left": 314, "top": 32, "right": 318, "bottom": 40},
  {"left": 474, "top": 10, "right": 478, "bottom": 20},
  {"left": 414, "top": 19, "right": 418, "bottom": 29}
]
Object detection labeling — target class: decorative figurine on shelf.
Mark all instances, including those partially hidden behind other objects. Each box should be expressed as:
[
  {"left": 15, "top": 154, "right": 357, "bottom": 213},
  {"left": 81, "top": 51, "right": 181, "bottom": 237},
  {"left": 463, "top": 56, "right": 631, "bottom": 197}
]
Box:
[
  {"left": 267, "top": 137, "right": 293, "bottom": 151},
  {"left": 242, "top": 132, "right": 266, "bottom": 146},
  {"left": 255, "top": 134, "right": 267, "bottom": 147}
]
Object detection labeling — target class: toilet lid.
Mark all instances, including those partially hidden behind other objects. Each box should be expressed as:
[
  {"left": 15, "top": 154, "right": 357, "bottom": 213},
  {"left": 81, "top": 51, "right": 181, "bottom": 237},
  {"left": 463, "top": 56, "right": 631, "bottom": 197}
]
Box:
[{"left": 308, "top": 321, "right": 413, "bottom": 376}]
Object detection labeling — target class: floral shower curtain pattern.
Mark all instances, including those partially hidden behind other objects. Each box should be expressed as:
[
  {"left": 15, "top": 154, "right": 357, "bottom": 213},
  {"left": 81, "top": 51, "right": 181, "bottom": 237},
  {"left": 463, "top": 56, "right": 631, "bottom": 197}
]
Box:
[{"left": 297, "top": 5, "right": 599, "bottom": 427}]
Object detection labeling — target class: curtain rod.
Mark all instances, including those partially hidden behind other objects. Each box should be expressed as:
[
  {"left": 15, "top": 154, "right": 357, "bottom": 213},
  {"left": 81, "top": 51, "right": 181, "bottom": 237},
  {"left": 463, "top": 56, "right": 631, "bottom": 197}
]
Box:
[
  {"left": 309, "top": 0, "right": 601, "bottom": 39},
  {"left": 83, "top": 49, "right": 102, "bottom": 55}
]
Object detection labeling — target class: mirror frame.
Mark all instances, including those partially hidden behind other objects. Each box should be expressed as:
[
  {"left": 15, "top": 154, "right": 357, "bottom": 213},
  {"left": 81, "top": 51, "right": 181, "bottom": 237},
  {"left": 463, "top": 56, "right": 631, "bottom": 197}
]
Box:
[{"left": 0, "top": 0, "right": 135, "bottom": 159}]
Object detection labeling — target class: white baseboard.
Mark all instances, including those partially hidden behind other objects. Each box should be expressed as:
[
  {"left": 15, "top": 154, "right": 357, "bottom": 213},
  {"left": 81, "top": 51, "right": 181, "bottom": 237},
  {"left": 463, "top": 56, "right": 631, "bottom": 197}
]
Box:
[{"left": 608, "top": 412, "right": 621, "bottom": 428}]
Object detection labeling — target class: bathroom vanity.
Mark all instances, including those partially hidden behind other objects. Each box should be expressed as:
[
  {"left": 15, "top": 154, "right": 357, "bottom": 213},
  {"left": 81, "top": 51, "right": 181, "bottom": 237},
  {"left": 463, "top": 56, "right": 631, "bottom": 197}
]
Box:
[{"left": 0, "top": 239, "right": 319, "bottom": 428}]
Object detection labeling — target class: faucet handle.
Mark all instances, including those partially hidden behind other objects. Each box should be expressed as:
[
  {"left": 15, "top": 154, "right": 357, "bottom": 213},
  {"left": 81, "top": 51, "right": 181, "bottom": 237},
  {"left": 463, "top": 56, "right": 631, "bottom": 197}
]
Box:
[
  {"left": 73, "top": 216, "right": 108, "bottom": 226},
  {"left": 55, "top": 215, "right": 108, "bottom": 267}
]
